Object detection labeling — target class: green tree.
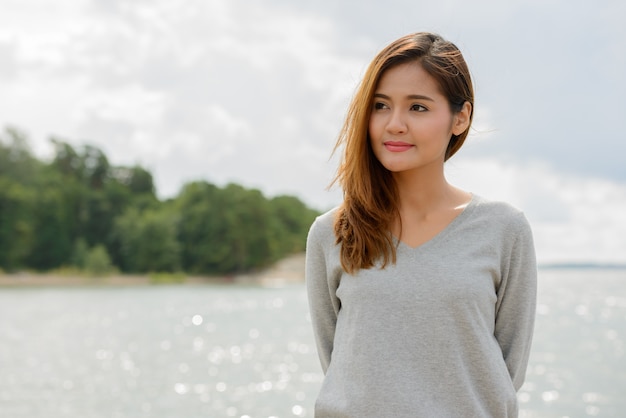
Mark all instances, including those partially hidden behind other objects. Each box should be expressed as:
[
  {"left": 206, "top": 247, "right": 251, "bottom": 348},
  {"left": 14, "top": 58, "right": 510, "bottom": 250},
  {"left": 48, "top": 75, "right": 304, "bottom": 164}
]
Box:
[
  {"left": 82, "top": 145, "right": 110, "bottom": 189},
  {"left": 50, "top": 139, "right": 83, "bottom": 180},
  {"left": 113, "top": 207, "right": 181, "bottom": 273},
  {"left": 0, "top": 125, "right": 322, "bottom": 275},
  {"left": 174, "top": 182, "right": 315, "bottom": 275},
  {"left": 222, "top": 183, "right": 276, "bottom": 271},
  {"left": 269, "top": 195, "right": 319, "bottom": 255},
  {"left": 111, "top": 165, "right": 155, "bottom": 195},
  {"left": 0, "top": 127, "right": 41, "bottom": 185},
  {"left": 47, "top": 139, "right": 157, "bottom": 266},
  {"left": 84, "top": 244, "right": 115, "bottom": 276},
  {"left": 71, "top": 238, "right": 89, "bottom": 269},
  {"left": 0, "top": 178, "right": 35, "bottom": 270},
  {"left": 25, "top": 184, "right": 73, "bottom": 270},
  {"left": 175, "top": 181, "right": 226, "bottom": 273}
]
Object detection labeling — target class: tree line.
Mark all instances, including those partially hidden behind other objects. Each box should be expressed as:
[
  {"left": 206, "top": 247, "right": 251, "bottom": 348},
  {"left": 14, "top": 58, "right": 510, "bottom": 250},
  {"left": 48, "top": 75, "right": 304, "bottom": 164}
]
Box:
[{"left": 0, "top": 127, "right": 320, "bottom": 276}]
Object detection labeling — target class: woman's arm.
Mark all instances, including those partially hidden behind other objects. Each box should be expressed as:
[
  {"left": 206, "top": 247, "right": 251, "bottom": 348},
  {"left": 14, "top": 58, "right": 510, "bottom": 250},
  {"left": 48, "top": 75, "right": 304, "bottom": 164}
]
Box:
[
  {"left": 305, "top": 217, "right": 340, "bottom": 373},
  {"left": 495, "top": 212, "right": 538, "bottom": 391}
]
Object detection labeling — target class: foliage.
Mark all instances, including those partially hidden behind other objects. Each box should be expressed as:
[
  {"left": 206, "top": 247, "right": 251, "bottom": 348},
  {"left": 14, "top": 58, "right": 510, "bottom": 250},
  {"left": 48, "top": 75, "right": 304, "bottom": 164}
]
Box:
[
  {"left": 269, "top": 195, "right": 320, "bottom": 255},
  {"left": 113, "top": 207, "right": 181, "bottom": 273},
  {"left": 0, "top": 177, "right": 35, "bottom": 271},
  {"left": 0, "top": 126, "right": 320, "bottom": 276},
  {"left": 148, "top": 272, "right": 186, "bottom": 284},
  {"left": 175, "top": 181, "right": 262, "bottom": 274},
  {"left": 84, "top": 245, "right": 116, "bottom": 277},
  {"left": 71, "top": 238, "right": 89, "bottom": 269}
]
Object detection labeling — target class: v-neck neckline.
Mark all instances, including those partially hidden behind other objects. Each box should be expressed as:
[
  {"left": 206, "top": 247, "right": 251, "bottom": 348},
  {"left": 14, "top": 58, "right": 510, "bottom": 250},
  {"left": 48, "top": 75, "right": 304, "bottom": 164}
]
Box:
[{"left": 394, "top": 193, "right": 479, "bottom": 252}]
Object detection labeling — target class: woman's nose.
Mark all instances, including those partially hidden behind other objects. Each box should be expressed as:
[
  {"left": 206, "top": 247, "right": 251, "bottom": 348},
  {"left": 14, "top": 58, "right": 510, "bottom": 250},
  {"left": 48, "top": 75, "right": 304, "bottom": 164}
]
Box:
[{"left": 386, "top": 110, "right": 407, "bottom": 134}]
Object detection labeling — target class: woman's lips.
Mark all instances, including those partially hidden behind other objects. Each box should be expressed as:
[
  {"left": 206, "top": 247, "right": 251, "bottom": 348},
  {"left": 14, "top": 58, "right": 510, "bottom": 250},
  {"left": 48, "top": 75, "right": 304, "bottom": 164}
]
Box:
[{"left": 383, "top": 141, "right": 414, "bottom": 152}]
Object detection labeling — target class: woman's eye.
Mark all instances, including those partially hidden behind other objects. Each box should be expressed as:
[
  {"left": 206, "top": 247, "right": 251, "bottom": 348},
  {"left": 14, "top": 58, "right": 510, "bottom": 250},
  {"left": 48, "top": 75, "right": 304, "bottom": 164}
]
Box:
[
  {"left": 374, "top": 102, "right": 388, "bottom": 110},
  {"left": 411, "top": 104, "right": 427, "bottom": 112}
]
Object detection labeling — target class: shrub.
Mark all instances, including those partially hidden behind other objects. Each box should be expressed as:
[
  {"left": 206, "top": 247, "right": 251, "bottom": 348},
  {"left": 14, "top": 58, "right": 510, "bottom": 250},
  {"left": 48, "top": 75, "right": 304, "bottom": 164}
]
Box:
[{"left": 84, "top": 245, "right": 116, "bottom": 277}]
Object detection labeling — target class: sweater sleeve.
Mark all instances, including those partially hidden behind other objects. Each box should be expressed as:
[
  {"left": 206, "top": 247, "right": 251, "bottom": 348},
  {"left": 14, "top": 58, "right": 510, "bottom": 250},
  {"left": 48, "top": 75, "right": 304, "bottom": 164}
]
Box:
[
  {"left": 305, "top": 216, "right": 340, "bottom": 373},
  {"left": 494, "top": 212, "right": 537, "bottom": 391}
]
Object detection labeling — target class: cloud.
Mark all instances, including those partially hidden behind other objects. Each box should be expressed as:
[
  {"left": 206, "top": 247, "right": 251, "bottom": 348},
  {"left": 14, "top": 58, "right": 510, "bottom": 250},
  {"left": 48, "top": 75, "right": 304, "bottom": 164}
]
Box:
[{"left": 0, "top": 39, "right": 17, "bottom": 79}]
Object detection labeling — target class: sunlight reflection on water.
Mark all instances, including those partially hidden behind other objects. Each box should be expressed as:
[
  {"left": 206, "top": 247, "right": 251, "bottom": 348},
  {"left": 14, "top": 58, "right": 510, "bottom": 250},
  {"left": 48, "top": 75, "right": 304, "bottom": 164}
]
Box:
[
  {"left": 0, "top": 284, "right": 322, "bottom": 417},
  {"left": 519, "top": 269, "right": 626, "bottom": 418},
  {"left": 0, "top": 268, "right": 625, "bottom": 417}
]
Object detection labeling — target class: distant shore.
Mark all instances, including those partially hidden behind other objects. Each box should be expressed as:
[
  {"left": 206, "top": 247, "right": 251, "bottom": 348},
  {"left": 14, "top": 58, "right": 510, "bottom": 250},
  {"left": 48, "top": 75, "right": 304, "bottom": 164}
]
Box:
[
  {"left": 3, "top": 256, "right": 624, "bottom": 287},
  {"left": 0, "top": 253, "right": 306, "bottom": 287},
  {"left": 538, "top": 262, "right": 626, "bottom": 270}
]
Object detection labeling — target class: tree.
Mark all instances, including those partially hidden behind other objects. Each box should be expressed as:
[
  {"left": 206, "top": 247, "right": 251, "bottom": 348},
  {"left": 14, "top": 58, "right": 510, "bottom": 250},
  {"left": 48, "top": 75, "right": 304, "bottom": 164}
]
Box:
[
  {"left": 47, "top": 139, "right": 157, "bottom": 265},
  {"left": 50, "top": 139, "right": 83, "bottom": 180},
  {"left": 0, "top": 127, "right": 42, "bottom": 185},
  {"left": 111, "top": 165, "right": 155, "bottom": 195},
  {"left": 25, "top": 184, "right": 73, "bottom": 270},
  {"left": 0, "top": 178, "right": 34, "bottom": 270},
  {"left": 222, "top": 183, "right": 276, "bottom": 271},
  {"left": 175, "top": 181, "right": 227, "bottom": 273},
  {"left": 0, "top": 125, "right": 322, "bottom": 275},
  {"left": 84, "top": 245, "right": 115, "bottom": 276},
  {"left": 269, "top": 195, "right": 319, "bottom": 255},
  {"left": 82, "top": 144, "right": 110, "bottom": 189},
  {"left": 113, "top": 207, "right": 181, "bottom": 273},
  {"left": 173, "top": 182, "right": 316, "bottom": 274}
]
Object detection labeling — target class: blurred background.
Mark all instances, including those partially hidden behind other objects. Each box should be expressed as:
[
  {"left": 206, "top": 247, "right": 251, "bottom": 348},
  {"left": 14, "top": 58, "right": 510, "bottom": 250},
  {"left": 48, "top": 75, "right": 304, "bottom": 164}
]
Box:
[
  {"left": 0, "top": 0, "right": 625, "bottom": 417},
  {"left": 0, "top": 0, "right": 625, "bottom": 264}
]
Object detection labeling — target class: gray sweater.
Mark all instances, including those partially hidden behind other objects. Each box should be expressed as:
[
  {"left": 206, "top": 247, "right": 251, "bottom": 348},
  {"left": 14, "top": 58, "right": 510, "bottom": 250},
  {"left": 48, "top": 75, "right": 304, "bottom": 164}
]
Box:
[{"left": 305, "top": 195, "right": 537, "bottom": 417}]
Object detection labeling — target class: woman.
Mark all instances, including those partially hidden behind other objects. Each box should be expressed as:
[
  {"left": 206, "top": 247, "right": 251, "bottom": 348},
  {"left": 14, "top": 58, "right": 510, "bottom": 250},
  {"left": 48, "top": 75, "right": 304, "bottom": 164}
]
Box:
[{"left": 305, "top": 32, "right": 537, "bottom": 417}]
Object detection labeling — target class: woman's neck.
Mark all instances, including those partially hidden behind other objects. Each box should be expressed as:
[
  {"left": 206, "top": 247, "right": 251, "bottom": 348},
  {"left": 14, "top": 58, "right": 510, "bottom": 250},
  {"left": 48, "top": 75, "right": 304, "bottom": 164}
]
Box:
[
  {"left": 390, "top": 169, "right": 472, "bottom": 246},
  {"left": 392, "top": 169, "right": 470, "bottom": 218}
]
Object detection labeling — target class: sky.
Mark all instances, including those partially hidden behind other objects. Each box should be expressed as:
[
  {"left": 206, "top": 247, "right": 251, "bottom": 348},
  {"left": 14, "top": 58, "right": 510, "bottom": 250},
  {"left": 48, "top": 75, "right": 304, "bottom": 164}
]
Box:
[{"left": 0, "top": 0, "right": 625, "bottom": 264}]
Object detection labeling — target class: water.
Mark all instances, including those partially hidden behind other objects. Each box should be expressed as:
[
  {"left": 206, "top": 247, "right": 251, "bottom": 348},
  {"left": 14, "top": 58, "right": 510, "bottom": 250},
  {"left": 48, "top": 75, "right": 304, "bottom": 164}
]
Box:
[
  {"left": 0, "top": 269, "right": 624, "bottom": 418},
  {"left": 520, "top": 269, "right": 626, "bottom": 418}
]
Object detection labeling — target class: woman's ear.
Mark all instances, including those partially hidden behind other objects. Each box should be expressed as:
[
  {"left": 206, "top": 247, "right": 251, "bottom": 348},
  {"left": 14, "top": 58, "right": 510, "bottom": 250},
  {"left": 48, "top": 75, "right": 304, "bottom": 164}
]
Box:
[{"left": 452, "top": 101, "right": 472, "bottom": 136}]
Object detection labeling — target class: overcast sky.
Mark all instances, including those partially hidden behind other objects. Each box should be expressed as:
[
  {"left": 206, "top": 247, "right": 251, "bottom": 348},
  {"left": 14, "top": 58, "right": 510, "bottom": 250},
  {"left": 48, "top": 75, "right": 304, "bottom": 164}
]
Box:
[{"left": 1, "top": 0, "right": 625, "bottom": 264}]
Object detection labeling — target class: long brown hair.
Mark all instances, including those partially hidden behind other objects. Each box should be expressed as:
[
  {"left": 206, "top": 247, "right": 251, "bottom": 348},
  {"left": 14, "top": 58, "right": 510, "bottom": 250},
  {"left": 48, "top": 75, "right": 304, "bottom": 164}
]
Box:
[{"left": 331, "top": 32, "right": 475, "bottom": 274}]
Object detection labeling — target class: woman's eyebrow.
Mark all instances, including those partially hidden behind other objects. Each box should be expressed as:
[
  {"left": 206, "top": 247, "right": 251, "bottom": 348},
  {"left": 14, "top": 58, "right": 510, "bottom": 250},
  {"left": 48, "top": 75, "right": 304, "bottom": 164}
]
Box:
[{"left": 373, "top": 93, "right": 435, "bottom": 101}]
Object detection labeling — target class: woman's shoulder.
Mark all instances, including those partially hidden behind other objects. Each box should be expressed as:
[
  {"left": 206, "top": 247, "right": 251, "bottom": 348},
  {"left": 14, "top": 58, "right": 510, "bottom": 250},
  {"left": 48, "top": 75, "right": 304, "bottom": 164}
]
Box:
[
  {"left": 307, "top": 206, "right": 339, "bottom": 243},
  {"left": 471, "top": 194, "right": 531, "bottom": 230},
  {"left": 473, "top": 194, "right": 522, "bottom": 214}
]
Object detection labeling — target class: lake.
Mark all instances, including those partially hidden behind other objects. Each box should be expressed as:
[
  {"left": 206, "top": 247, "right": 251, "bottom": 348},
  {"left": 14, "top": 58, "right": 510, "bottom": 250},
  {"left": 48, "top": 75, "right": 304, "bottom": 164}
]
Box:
[{"left": 0, "top": 268, "right": 624, "bottom": 417}]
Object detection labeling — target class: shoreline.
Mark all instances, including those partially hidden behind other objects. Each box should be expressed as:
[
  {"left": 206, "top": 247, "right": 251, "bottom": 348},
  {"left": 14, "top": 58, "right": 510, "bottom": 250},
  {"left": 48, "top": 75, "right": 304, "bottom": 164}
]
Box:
[{"left": 0, "top": 253, "right": 306, "bottom": 288}]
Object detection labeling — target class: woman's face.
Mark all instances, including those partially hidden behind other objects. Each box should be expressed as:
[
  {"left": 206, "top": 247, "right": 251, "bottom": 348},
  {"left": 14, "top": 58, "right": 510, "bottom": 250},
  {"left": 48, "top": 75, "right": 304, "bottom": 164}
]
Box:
[{"left": 368, "top": 62, "right": 469, "bottom": 176}]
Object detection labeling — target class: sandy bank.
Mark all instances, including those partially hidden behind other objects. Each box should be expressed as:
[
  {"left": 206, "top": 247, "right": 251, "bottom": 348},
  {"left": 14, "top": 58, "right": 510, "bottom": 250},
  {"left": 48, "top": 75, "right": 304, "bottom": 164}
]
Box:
[{"left": 0, "top": 253, "right": 306, "bottom": 287}]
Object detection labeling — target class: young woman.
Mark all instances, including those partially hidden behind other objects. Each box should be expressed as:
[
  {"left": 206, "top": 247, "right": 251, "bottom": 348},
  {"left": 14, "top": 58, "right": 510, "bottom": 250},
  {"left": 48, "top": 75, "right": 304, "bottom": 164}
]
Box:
[{"left": 305, "top": 32, "right": 537, "bottom": 417}]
